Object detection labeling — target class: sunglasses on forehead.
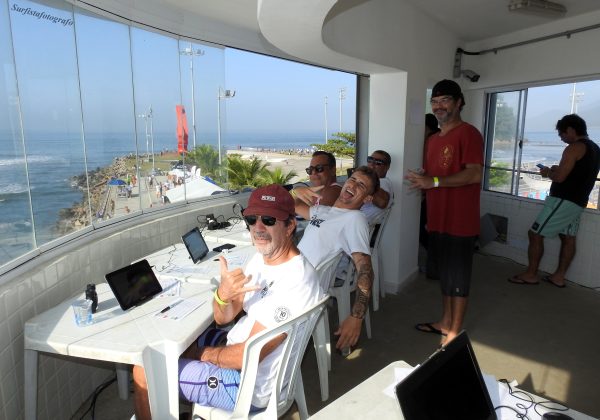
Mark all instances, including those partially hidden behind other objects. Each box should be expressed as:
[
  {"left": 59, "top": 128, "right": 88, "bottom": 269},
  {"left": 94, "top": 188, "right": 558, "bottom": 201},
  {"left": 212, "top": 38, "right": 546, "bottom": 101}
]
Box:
[
  {"left": 367, "top": 156, "right": 388, "bottom": 166},
  {"left": 305, "top": 164, "right": 330, "bottom": 175},
  {"left": 244, "top": 215, "right": 277, "bottom": 227}
]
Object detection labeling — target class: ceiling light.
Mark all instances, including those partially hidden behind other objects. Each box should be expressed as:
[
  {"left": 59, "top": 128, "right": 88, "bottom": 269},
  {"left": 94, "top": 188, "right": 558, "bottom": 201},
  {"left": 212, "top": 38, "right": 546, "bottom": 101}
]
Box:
[{"left": 508, "top": 0, "right": 567, "bottom": 17}]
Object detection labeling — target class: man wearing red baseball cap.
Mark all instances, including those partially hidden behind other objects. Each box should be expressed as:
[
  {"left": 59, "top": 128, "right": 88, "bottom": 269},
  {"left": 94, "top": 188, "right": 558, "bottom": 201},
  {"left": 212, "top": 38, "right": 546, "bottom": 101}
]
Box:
[{"left": 133, "top": 184, "right": 323, "bottom": 419}]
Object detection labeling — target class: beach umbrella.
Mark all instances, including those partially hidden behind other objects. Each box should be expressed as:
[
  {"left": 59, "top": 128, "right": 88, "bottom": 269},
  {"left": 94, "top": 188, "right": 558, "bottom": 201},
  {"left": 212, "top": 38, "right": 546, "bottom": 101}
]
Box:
[{"left": 108, "top": 178, "right": 127, "bottom": 186}]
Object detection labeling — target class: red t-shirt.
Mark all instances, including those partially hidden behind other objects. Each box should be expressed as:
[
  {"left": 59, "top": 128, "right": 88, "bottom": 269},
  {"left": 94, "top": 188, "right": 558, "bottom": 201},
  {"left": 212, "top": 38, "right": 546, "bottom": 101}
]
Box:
[{"left": 424, "top": 122, "right": 483, "bottom": 237}]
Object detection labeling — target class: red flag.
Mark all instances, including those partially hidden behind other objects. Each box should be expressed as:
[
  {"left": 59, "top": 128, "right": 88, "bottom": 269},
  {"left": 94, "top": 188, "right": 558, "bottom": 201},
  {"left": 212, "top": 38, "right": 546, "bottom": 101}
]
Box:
[{"left": 176, "top": 105, "right": 189, "bottom": 154}]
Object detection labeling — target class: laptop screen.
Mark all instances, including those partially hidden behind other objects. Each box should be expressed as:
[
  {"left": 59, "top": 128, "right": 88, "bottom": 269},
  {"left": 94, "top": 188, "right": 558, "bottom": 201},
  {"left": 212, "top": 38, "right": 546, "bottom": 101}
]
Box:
[
  {"left": 105, "top": 259, "right": 163, "bottom": 310},
  {"left": 182, "top": 227, "right": 209, "bottom": 264},
  {"left": 395, "top": 331, "right": 496, "bottom": 420}
]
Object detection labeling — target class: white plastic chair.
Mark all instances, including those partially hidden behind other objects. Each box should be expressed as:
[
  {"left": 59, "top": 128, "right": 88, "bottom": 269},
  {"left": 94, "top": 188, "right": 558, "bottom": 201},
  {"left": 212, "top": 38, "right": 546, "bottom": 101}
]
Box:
[
  {"left": 312, "top": 252, "right": 344, "bottom": 401},
  {"left": 370, "top": 204, "right": 393, "bottom": 311},
  {"left": 192, "top": 295, "right": 329, "bottom": 420}
]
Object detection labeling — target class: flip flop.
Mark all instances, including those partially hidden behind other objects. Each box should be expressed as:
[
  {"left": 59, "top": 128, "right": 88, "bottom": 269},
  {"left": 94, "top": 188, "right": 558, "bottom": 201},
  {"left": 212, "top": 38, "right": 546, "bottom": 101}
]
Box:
[
  {"left": 415, "top": 322, "right": 447, "bottom": 336},
  {"left": 508, "top": 275, "right": 539, "bottom": 285},
  {"left": 543, "top": 275, "right": 566, "bottom": 288}
]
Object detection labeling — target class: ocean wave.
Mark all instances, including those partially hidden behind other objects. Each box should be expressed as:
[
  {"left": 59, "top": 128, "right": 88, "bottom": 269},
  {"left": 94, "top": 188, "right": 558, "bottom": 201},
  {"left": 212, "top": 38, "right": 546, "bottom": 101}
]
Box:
[
  {"left": 0, "top": 155, "right": 67, "bottom": 167},
  {"left": 0, "top": 221, "right": 32, "bottom": 231},
  {"left": 0, "top": 183, "right": 29, "bottom": 195}
]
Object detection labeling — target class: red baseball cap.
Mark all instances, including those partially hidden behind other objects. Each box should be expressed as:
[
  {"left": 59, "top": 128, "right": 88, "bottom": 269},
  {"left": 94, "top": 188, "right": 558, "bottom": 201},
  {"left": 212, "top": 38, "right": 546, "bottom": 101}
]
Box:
[{"left": 243, "top": 184, "right": 295, "bottom": 220}]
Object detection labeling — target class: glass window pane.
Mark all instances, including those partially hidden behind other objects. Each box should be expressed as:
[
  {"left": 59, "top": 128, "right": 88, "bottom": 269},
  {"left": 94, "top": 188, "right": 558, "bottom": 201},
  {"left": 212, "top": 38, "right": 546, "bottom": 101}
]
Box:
[
  {"left": 485, "top": 91, "right": 521, "bottom": 194},
  {"left": 75, "top": 10, "right": 136, "bottom": 221},
  {"left": 10, "top": 0, "right": 87, "bottom": 246},
  {"left": 0, "top": 0, "right": 34, "bottom": 265},
  {"left": 131, "top": 28, "right": 183, "bottom": 208}
]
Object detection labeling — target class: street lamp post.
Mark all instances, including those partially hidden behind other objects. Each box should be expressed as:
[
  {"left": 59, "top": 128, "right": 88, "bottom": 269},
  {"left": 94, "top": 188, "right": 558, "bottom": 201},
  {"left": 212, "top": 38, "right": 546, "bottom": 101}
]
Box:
[
  {"left": 148, "top": 105, "right": 155, "bottom": 173},
  {"left": 180, "top": 44, "right": 205, "bottom": 150},
  {"left": 324, "top": 96, "right": 328, "bottom": 142},
  {"left": 217, "top": 87, "right": 236, "bottom": 165},
  {"left": 137, "top": 111, "right": 150, "bottom": 159},
  {"left": 339, "top": 87, "right": 346, "bottom": 132}
]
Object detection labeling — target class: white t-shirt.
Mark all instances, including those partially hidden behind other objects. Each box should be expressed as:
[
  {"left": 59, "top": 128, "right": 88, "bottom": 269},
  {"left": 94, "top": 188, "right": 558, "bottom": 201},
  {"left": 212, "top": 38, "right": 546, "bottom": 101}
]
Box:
[
  {"left": 361, "top": 177, "right": 393, "bottom": 223},
  {"left": 298, "top": 205, "right": 371, "bottom": 268},
  {"left": 226, "top": 253, "right": 323, "bottom": 408}
]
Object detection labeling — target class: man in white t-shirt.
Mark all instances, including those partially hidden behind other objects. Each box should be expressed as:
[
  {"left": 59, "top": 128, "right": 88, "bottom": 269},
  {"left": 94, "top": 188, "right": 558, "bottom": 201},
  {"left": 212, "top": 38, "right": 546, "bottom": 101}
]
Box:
[
  {"left": 132, "top": 185, "right": 323, "bottom": 419},
  {"left": 294, "top": 166, "right": 378, "bottom": 352},
  {"left": 361, "top": 150, "right": 394, "bottom": 223}
]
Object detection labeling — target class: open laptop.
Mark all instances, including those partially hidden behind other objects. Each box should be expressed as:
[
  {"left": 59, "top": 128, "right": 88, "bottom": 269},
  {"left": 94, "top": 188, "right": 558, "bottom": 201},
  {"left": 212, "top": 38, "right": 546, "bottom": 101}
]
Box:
[
  {"left": 105, "top": 259, "right": 163, "bottom": 310},
  {"left": 395, "top": 331, "right": 497, "bottom": 420},
  {"left": 181, "top": 227, "right": 209, "bottom": 264}
]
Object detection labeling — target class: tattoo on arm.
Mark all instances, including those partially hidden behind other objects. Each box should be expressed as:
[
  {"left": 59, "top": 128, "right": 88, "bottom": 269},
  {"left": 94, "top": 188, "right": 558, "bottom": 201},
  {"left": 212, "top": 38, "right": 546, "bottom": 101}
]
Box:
[{"left": 351, "top": 254, "right": 373, "bottom": 319}]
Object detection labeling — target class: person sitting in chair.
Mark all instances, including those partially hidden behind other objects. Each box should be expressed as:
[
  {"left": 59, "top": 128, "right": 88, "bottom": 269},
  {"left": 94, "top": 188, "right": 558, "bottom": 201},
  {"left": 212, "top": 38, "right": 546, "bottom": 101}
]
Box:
[{"left": 132, "top": 184, "right": 323, "bottom": 419}]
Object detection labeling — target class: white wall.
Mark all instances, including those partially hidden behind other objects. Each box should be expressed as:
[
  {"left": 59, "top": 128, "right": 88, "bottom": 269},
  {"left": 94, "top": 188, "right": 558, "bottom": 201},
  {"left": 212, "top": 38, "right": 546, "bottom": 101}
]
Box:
[
  {"left": 459, "top": 12, "right": 600, "bottom": 288},
  {"left": 0, "top": 197, "right": 244, "bottom": 419}
]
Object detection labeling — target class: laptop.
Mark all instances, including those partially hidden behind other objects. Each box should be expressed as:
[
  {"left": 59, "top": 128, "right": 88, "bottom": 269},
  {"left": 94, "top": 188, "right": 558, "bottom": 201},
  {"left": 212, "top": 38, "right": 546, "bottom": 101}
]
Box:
[
  {"left": 105, "top": 259, "right": 163, "bottom": 310},
  {"left": 182, "top": 227, "right": 209, "bottom": 264},
  {"left": 395, "top": 331, "right": 497, "bottom": 420}
]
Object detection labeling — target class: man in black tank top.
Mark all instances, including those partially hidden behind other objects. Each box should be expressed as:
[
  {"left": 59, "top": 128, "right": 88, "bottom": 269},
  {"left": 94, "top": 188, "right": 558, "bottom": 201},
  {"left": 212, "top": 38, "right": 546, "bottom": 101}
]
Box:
[{"left": 510, "top": 114, "right": 600, "bottom": 288}]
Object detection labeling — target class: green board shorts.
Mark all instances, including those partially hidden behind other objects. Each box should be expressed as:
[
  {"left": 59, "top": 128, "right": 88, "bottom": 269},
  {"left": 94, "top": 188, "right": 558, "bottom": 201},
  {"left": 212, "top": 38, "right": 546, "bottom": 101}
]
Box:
[{"left": 531, "top": 196, "right": 583, "bottom": 238}]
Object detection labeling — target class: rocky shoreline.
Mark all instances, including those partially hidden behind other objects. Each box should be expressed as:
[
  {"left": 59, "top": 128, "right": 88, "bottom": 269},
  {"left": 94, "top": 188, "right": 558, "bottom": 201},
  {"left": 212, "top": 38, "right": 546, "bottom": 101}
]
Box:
[{"left": 56, "top": 156, "right": 133, "bottom": 234}]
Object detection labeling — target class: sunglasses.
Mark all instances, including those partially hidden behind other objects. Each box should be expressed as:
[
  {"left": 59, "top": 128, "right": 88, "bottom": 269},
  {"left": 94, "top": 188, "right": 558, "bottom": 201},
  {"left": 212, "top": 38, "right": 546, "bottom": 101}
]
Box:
[
  {"left": 244, "top": 215, "right": 277, "bottom": 227},
  {"left": 305, "top": 164, "right": 330, "bottom": 175},
  {"left": 367, "top": 156, "right": 388, "bottom": 166}
]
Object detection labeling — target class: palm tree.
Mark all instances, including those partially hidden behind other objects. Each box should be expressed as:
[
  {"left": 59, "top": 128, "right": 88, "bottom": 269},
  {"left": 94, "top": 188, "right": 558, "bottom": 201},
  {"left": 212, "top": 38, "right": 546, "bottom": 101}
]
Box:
[
  {"left": 260, "top": 167, "right": 297, "bottom": 185},
  {"left": 224, "top": 155, "right": 270, "bottom": 190},
  {"left": 186, "top": 144, "right": 220, "bottom": 178}
]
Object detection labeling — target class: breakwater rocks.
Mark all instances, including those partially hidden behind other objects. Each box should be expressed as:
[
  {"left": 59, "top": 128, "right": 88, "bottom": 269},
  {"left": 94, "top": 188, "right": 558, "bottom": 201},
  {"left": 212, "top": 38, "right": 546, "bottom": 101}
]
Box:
[{"left": 56, "top": 157, "right": 132, "bottom": 234}]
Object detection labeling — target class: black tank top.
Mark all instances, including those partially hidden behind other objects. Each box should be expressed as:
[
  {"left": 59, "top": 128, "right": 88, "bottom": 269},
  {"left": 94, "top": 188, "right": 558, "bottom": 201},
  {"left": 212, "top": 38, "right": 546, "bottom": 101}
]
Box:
[{"left": 550, "top": 138, "right": 600, "bottom": 207}]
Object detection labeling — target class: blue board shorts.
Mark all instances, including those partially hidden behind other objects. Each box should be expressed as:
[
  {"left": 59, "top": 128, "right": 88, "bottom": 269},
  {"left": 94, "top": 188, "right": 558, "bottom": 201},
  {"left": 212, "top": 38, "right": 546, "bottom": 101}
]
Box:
[
  {"left": 531, "top": 196, "right": 583, "bottom": 237},
  {"left": 178, "top": 358, "right": 241, "bottom": 410}
]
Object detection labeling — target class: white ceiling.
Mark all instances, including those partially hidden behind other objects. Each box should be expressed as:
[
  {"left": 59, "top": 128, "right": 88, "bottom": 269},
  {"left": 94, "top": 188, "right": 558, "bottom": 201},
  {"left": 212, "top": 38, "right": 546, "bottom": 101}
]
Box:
[
  {"left": 167, "top": 0, "right": 600, "bottom": 44},
  {"left": 403, "top": 0, "right": 600, "bottom": 42}
]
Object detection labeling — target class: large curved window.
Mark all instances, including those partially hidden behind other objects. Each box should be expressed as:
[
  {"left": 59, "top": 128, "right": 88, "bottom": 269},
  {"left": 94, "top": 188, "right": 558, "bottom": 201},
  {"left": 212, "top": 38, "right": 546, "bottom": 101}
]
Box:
[{"left": 0, "top": 0, "right": 357, "bottom": 270}]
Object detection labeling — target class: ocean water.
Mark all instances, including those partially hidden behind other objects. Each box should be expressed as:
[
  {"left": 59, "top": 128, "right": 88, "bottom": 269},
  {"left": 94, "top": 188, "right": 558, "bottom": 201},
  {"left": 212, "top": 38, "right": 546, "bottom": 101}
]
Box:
[{"left": 0, "top": 130, "right": 324, "bottom": 247}]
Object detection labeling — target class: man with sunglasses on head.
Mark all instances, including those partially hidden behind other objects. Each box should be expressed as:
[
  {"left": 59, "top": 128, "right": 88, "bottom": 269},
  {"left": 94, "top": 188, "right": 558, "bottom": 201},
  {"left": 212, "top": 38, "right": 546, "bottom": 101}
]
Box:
[
  {"left": 406, "top": 79, "right": 483, "bottom": 346},
  {"left": 296, "top": 166, "right": 379, "bottom": 353},
  {"left": 132, "top": 184, "right": 323, "bottom": 419},
  {"left": 295, "top": 150, "right": 342, "bottom": 206},
  {"left": 361, "top": 150, "right": 393, "bottom": 222}
]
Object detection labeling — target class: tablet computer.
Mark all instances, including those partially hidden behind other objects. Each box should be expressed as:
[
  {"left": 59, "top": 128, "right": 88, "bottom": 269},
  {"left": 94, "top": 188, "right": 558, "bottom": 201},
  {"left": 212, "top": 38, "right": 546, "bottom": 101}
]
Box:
[
  {"left": 105, "top": 259, "right": 163, "bottom": 310},
  {"left": 182, "top": 227, "right": 209, "bottom": 264}
]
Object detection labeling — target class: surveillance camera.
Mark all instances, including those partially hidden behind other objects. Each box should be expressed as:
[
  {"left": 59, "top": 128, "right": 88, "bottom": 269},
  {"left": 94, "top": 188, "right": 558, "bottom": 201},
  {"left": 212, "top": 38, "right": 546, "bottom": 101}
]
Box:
[{"left": 462, "top": 70, "right": 480, "bottom": 82}]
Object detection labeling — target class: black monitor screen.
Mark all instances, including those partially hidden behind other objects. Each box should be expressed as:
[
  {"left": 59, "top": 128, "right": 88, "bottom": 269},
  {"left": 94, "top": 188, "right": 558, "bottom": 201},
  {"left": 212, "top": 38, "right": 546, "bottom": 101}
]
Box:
[
  {"left": 182, "top": 227, "right": 209, "bottom": 264},
  {"left": 105, "top": 259, "right": 163, "bottom": 310},
  {"left": 395, "top": 332, "right": 496, "bottom": 420}
]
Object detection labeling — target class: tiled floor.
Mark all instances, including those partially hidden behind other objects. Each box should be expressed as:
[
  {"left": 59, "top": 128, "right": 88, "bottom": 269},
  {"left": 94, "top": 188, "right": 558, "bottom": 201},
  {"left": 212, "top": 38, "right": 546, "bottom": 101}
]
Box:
[{"left": 74, "top": 251, "right": 600, "bottom": 419}]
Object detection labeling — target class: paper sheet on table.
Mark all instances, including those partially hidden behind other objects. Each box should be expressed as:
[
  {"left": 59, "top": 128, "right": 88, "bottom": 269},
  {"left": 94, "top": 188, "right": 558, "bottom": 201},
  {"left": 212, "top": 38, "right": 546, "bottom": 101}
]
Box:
[
  {"left": 155, "top": 298, "right": 205, "bottom": 320},
  {"left": 161, "top": 265, "right": 213, "bottom": 276},
  {"left": 157, "top": 279, "right": 181, "bottom": 297},
  {"left": 224, "top": 252, "right": 249, "bottom": 268}
]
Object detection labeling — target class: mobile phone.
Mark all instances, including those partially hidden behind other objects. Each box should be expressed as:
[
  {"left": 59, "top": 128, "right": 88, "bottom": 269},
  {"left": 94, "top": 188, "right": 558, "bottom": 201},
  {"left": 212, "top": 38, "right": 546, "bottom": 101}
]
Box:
[
  {"left": 212, "top": 243, "right": 236, "bottom": 252},
  {"left": 536, "top": 163, "right": 547, "bottom": 169}
]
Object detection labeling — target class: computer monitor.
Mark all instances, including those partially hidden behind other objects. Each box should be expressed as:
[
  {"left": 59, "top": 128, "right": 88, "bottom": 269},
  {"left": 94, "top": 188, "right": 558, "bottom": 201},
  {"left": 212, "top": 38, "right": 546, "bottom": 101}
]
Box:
[{"left": 395, "top": 331, "right": 497, "bottom": 420}]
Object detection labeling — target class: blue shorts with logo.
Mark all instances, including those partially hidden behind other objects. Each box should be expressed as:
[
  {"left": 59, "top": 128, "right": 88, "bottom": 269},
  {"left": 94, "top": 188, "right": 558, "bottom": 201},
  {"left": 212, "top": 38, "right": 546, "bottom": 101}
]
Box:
[{"left": 178, "top": 358, "right": 240, "bottom": 410}]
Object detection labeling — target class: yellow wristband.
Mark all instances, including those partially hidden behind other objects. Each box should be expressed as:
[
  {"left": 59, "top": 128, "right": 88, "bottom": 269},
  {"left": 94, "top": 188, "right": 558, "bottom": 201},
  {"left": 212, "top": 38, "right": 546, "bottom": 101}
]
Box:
[
  {"left": 290, "top": 189, "right": 297, "bottom": 198},
  {"left": 433, "top": 176, "right": 440, "bottom": 188},
  {"left": 214, "top": 289, "right": 229, "bottom": 306}
]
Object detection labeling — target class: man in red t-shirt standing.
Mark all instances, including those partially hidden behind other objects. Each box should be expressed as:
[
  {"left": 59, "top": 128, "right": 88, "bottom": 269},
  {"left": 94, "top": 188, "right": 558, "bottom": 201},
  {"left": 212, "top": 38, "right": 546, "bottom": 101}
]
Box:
[{"left": 406, "top": 79, "right": 483, "bottom": 345}]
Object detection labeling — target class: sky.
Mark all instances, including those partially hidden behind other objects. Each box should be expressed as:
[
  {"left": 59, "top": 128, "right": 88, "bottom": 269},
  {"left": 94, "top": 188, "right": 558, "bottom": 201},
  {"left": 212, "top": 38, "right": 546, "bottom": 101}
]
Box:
[{"left": 1, "top": 0, "right": 357, "bottom": 138}]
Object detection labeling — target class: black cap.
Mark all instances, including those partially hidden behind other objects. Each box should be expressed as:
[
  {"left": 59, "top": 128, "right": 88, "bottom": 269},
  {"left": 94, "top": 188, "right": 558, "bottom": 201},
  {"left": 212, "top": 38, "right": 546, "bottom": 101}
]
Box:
[{"left": 431, "top": 79, "right": 465, "bottom": 107}]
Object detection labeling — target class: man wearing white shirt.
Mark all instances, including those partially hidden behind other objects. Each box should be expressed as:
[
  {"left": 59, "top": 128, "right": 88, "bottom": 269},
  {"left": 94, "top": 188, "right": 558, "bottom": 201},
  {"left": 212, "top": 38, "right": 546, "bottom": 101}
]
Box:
[
  {"left": 132, "top": 184, "right": 323, "bottom": 418},
  {"left": 361, "top": 150, "right": 393, "bottom": 223},
  {"left": 294, "top": 166, "right": 378, "bottom": 352}
]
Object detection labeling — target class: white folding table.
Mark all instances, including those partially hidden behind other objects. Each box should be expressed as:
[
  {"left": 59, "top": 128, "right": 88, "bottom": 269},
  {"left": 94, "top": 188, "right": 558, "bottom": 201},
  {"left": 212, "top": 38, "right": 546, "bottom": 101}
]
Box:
[{"left": 24, "top": 282, "right": 215, "bottom": 420}]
